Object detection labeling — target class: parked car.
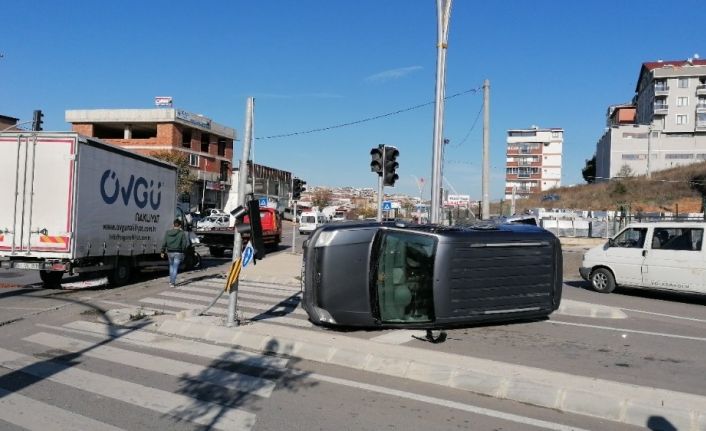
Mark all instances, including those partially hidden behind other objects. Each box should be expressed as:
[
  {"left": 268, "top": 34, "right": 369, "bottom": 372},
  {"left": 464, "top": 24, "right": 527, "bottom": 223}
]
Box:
[
  {"left": 196, "top": 215, "right": 230, "bottom": 230},
  {"left": 301, "top": 220, "right": 563, "bottom": 328},
  {"left": 580, "top": 222, "right": 705, "bottom": 294}
]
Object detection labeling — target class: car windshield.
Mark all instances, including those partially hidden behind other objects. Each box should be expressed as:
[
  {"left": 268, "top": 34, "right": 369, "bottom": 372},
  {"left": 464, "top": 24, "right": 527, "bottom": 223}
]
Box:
[{"left": 373, "top": 230, "right": 436, "bottom": 323}]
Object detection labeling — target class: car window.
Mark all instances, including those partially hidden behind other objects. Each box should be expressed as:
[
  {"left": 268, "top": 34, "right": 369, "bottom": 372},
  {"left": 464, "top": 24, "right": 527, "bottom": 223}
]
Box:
[
  {"left": 654, "top": 228, "right": 703, "bottom": 251},
  {"left": 612, "top": 228, "right": 647, "bottom": 248},
  {"left": 374, "top": 231, "right": 436, "bottom": 324}
]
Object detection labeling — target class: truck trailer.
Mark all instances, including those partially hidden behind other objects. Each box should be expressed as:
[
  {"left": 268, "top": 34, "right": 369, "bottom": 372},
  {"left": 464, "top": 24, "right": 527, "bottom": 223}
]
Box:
[{"left": 0, "top": 132, "right": 193, "bottom": 287}]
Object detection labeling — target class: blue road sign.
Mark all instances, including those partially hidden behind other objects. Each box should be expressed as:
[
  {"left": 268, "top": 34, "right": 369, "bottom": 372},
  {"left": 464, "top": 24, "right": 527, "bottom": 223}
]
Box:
[
  {"left": 242, "top": 241, "right": 254, "bottom": 267},
  {"left": 258, "top": 197, "right": 268, "bottom": 207},
  {"left": 382, "top": 201, "right": 392, "bottom": 211}
]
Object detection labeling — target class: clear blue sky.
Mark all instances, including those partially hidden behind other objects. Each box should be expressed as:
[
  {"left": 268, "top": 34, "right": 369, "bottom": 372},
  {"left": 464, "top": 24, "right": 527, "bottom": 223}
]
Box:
[{"left": 2, "top": 1, "right": 705, "bottom": 200}]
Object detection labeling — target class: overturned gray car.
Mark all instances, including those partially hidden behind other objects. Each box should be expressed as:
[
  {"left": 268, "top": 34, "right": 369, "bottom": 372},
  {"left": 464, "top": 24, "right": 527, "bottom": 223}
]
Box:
[{"left": 301, "top": 221, "right": 563, "bottom": 329}]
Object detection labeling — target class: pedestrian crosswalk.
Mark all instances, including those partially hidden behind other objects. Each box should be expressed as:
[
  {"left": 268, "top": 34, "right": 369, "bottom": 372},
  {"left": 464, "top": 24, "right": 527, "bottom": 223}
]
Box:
[
  {"left": 136, "top": 278, "right": 312, "bottom": 328},
  {"left": 0, "top": 320, "right": 291, "bottom": 430}
]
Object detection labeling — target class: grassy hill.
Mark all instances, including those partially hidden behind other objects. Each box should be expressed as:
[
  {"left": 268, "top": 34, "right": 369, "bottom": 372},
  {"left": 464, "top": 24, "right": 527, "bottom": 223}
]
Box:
[{"left": 510, "top": 161, "right": 706, "bottom": 215}]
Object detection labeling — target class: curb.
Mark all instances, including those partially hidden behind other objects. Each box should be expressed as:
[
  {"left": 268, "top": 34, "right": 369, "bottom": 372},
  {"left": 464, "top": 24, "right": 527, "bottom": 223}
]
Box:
[{"left": 152, "top": 318, "right": 706, "bottom": 430}]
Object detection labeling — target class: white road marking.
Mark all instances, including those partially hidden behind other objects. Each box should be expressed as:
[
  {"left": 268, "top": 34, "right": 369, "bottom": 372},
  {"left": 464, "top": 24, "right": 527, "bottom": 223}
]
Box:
[
  {"left": 41, "top": 321, "right": 289, "bottom": 369},
  {"left": 0, "top": 387, "right": 126, "bottom": 431},
  {"left": 0, "top": 347, "right": 257, "bottom": 431},
  {"left": 620, "top": 307, "right": 706, "bottom": 323},
  {"left": 307, "top": 372, "right": 591, "bottom": 431},
  {"left": 23, "top": 332, "right": 276, "bottom": 398},
  {"left": 548, "top": 320, "right": 706, "bottom": 342}
]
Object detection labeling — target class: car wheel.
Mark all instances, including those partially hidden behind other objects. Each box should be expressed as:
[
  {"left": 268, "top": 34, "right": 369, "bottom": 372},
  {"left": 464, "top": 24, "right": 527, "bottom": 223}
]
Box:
[
  {"left": 39, "top": 270, "right": 63, "bottom": 288},
  {"left": 590, "top": 268, "right": 616, "bottom": 293}
]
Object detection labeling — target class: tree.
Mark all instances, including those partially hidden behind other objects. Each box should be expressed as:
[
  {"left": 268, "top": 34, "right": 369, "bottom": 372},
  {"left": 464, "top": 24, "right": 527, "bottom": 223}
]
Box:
[
  {"left": 582, "top": 155, "right": 596, "bottom": 183},
  {"left": 311, "top": 188, "right": 333, "bottom": 209},
  {"left": 151, "top": 151, "right": 198, "bottom": 196},
  {"left": 689, "top": 173, "right": 706, "bottom": 219},
  {"left": 616, "top": 164, "right": 634, "bottom": 178}
]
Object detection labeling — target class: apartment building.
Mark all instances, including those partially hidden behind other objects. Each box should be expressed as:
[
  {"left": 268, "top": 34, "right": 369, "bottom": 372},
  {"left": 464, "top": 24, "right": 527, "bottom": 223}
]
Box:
[
  {"left": 66, "top": 108, "right": 235, "bottom": 211},
  {"left": 505, "top": 126, "right": 563, "bottom": 199},
  {"left": 596, "top": 58, "right": 706, "bottom": 180}
]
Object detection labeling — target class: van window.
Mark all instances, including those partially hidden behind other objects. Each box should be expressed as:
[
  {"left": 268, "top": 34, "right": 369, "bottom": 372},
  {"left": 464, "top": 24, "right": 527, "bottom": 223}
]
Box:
[
  {"left": 373, "top": 231, "right": 436, "bottom": 323},
  {"left": 613, "top": 228, "right": 647, "bottom": 248},
  {"left": 652, "top": 228, "right": 703, "bottom": 251}
]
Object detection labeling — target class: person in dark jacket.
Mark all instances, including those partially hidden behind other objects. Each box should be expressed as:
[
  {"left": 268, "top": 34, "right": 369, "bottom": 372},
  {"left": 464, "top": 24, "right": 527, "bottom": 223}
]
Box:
[{"left": 161, "top": 219, "right": 189, "bottom": 287}]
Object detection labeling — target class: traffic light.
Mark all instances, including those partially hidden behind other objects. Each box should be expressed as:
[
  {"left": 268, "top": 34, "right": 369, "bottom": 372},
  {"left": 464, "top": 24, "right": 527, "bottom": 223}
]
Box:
[
  {"left": 383, "top": 145, "right": 399, "bottom": 186},
  {"left": 32, "top": 110, "right": 43, "bottom": 131},
  {"left": 370, "top": 145, "right": 384, "bottom": 175},
  {"left": 232, "top": 198, "right": 266, "bottom": 262},
  {"left": 292, "top": 178, "right": 306, "bottom": 200}
]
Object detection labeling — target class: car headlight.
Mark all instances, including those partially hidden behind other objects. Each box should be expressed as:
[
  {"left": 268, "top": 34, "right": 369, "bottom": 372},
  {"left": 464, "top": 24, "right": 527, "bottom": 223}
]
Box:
[{"left": 314, "top": 230, "right": 337, "bottom": 247}]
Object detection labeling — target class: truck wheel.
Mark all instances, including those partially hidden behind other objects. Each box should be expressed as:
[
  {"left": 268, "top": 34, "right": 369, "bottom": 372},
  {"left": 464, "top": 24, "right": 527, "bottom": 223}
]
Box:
[
  {"left": 39, "top": 270, "right": 63, "bottom": 288},
  {"left": 590, "top": 268, "right": 616, "bottom": 293},
  {"left": 108, "top": 258, "right": 132, "bottom": 286},
  {"left": 209, "top": 247, "right": 224, "bottom": 258}
]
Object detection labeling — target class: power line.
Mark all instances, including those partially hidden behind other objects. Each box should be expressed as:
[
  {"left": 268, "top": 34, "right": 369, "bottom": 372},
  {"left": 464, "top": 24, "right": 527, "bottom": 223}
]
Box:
[
  {"left": 447, "top": 101, "right": 483, "bottom": 148},
  {"left": 256, "top": 86, "right": 482, "bottom": 140}
]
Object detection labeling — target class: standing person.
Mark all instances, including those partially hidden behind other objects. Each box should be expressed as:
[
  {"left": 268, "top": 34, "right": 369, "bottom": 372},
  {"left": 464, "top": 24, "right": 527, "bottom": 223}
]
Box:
[{"left": 161, "top": 219, "right": 189, "bottom": 287}]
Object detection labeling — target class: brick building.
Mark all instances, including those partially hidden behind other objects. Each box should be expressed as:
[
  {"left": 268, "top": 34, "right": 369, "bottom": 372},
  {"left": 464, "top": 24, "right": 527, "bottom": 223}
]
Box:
[{"left": 66, "top": 108, "right": 235, "bottom": 211}]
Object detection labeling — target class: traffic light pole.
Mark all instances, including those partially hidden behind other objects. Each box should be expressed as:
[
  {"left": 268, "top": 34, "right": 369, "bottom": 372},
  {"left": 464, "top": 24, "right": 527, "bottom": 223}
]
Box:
[
  {"left": 227, "top": 97, "right": 254, "bottom": 327},
  {"left": 377, "top": 174, "right": 384, "bottom": 222}
]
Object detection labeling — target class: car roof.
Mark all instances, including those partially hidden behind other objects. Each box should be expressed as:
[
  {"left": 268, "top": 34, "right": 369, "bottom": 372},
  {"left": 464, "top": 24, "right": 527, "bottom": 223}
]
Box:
[{"left": 625, "top": 222, "right": 706, "bottom": 229}]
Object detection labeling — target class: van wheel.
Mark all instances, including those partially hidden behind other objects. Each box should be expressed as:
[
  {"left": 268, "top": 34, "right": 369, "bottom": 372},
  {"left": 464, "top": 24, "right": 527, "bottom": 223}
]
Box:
[
  {"left": 590, "top": 268, "right": 616, "bottom": 293},
  {"left": 108, "top": 258, "right": 132, "bottom": 286},
  {"left": 39, "top": 270, "right": 63, "bottom": 288}
]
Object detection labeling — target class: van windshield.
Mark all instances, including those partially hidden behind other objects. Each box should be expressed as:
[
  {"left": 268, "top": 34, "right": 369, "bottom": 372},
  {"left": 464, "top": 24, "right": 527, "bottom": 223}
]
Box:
[
  {"left": 373, "top": 231, "right": 436, "bottom": 323},
  {"left": 302, "top": 216, "right": 316, "bottom": 223}
]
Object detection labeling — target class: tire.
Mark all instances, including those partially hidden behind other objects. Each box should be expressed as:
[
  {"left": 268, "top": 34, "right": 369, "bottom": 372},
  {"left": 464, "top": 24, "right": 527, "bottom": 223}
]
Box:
[
  {"left": 590, "top": 268, "right": 616, "bottom": 294},
  {"left": 108, "top": 258, "right": 132, "bottom": 286},
  {"left": 39, "top": 270, "right": 63, "bottom": 289},
  {"left": 209, "top": 247, "right": 225, "bottom": 258}
]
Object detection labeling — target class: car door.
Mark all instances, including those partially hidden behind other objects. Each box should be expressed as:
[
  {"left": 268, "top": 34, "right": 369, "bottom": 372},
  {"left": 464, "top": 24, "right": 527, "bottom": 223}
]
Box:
[
  {"left": 642, "top": 227, "right": 705, "bottom": 293},
  {"left": 605, "top": 227, "right": 648, "bottom": 287}
]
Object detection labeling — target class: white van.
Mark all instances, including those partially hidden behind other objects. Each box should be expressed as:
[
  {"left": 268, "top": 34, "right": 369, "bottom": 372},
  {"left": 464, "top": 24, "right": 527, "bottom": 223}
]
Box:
[
  {"left": 299, "top": 211, "right": 327, "bottom": 235},
  {"left": 580, "top": 222, "right": 706, "bottom": 294}
]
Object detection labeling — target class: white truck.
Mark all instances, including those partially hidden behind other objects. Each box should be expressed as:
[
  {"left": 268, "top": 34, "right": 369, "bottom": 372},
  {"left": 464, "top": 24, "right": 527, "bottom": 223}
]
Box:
[{"left": 0, "top": 131, "right": 192, "bottom": 287}]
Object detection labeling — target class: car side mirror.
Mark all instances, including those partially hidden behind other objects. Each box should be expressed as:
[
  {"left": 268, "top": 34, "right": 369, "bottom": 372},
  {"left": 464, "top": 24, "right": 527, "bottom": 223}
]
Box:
[{"left": 607, "top": 238, "right": 615, "bottom": 247}]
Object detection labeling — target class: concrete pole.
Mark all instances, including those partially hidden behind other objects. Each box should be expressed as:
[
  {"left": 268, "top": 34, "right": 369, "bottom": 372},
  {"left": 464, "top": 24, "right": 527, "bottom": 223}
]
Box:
[
  {"left": 646, "top": 124, "right": 652, "bottom": 178},
  {"left": 482, "top": 79, "right": 491, "bottom": 220},
  {"left": 431, "top": 0, "right": 452, "bottom": 224},
  {"left": 227, "top": 97, "right": 254, "bottom": 327},
  {"left": 376, "top": 173, "right": 384, "bottom": 222}
]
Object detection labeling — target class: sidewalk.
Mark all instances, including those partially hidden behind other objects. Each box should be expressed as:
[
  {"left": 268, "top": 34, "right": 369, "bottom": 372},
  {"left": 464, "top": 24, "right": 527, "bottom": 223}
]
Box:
[{"left": 140, "top": 249, "right": 705, "bottom": 430}]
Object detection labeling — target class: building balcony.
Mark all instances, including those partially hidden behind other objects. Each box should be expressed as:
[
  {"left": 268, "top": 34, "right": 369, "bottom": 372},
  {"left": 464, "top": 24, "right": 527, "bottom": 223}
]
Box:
[
  {"left": 697, "top": 103, "right": 706, "bottom": 113},
  {"left": 654, "top": 84, "right": 670, "bottom": 96},
  {"left": 653, "top": 104, "right": 668, "bottom": 115},
  {"left": 696, "top": 122, "right": 706, "bottom": 131},
  {"left": 697, "top": 84, "right": 706, "bottom": 96}
]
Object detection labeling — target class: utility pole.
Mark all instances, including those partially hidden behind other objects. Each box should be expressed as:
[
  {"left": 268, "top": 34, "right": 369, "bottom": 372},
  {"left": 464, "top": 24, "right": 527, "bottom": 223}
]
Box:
[
  {"left": 227, "top": 97, "right": 254, "bottom": 327},
  {"left": 646, "top": 124, "right": 652, "bottom": 178},
  {"left": 431, "top": 0, "right": 452, "bottom": 224},
  {"left": 510, "top": 185, "right": 516, "bottom": 216},
  {"left": 291, "top": 176, "right": 296, "bottom": 253},
  {"left": 482, "top": 79, "right": 490, "bottom": 220}
]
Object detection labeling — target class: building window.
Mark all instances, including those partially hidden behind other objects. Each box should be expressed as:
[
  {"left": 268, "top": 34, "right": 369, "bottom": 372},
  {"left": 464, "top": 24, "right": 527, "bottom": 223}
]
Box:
[
  {"left": 201, "top": 133, "right": 210, "bottom": 152},
  {"left": 189, "top": 154, "right": 200, "bottom": 167},
  {"left": 551, "top": 131, "right": 562, "bottom": 138},
  {"left": 622, "top": 154, "right": 646, "bottom": 160},
  {"left": 217, "top": 138, "right": 226, "bottom": 156},
  {"left": 676, "top": 114, "right": 688, "bottom": 125},
  {"left": 678, "top": 78, "right": 689, "bottom": 88},
  {"left": 676, "top": 97, "right": 689, "bottom": 107},
  {"left": 698, "top": 113, "right": 706, "bottom": 125},
  {"left": 665, "top": 153, "right": 694, "bottom": 160},
  {"left": 182, "top": 129, "right": 192, "bottom": 148}
]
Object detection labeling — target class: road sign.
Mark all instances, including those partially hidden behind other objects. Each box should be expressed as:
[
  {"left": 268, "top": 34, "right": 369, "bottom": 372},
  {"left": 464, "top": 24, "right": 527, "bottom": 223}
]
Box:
[
  {"left": 258, "top": 197, "right": 268, "bottom": 207},
  {"left": 382, "top": 201, "right": 392, "bottom": 211},
  {"left": 242, "top": 241, "right": 254, "bottom": 268}
]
